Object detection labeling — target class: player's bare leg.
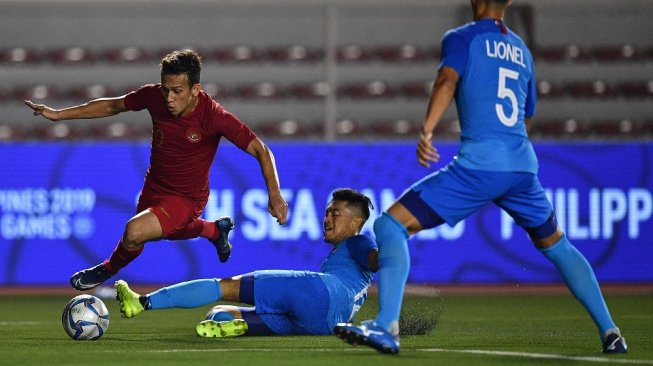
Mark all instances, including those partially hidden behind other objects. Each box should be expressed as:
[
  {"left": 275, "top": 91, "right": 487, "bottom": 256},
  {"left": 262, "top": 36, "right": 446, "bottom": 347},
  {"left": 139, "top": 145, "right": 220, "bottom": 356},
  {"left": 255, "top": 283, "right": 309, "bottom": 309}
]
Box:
[{"left": 70, "top": 210, "right": 162, "bottom": 291}]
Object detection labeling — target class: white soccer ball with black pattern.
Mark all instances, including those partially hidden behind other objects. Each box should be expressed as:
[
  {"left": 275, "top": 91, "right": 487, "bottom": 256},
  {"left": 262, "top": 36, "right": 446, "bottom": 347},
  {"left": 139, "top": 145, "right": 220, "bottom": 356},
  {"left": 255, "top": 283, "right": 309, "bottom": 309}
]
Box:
[{"left": 61, "top": 294, "right": 110, "bottom": 340}]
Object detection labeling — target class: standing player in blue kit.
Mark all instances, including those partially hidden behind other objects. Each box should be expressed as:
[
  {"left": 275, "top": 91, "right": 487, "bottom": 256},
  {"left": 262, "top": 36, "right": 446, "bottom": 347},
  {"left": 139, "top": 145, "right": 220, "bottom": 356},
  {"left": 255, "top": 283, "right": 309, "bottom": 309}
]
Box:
[{"left": 335, "top": 0, "right": 627, "bottom": 355}]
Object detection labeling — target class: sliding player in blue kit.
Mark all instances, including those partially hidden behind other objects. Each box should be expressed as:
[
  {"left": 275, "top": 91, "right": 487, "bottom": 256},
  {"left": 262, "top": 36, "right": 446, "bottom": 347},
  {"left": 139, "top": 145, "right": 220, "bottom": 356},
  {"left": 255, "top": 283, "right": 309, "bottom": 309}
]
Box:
[
  {"left": 335, "top": 0, "right": 627, "bottom": 355},
  {"left": 115, "top": 188, "right": 378, "bottom": 337}
]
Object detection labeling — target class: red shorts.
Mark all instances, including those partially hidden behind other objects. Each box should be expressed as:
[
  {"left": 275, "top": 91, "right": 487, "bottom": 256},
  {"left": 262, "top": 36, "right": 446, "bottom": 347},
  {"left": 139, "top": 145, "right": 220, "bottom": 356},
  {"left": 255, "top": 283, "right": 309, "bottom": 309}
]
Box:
[{"left": 136, "top": 185, "right": 206, "bottom": 237}]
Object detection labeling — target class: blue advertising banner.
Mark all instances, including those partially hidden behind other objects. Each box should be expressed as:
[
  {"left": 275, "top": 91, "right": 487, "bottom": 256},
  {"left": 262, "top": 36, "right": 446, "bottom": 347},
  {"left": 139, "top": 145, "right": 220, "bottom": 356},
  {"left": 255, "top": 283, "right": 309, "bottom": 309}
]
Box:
[{"left": 0, "top": 142, "right": 651, "bottom": 285}]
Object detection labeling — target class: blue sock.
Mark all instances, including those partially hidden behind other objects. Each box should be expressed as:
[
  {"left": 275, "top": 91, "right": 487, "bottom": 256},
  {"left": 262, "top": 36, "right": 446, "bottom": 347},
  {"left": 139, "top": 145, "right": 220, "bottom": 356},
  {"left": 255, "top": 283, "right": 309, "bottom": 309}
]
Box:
[
  {"left": 148, "top": 278, "right": 222, "bottom": 310},
  {"left": 539, "top": 235, "right": 616, "bottom": 337},
  {"left": 373, "top": 212, "right": 410, "bottom": 334}
]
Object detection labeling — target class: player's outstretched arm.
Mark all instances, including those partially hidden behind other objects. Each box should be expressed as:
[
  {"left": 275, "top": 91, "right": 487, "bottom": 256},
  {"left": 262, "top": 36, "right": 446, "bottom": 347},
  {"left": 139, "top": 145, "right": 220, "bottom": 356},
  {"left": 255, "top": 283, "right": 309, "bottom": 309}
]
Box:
[
  {"left": 25, "top": 96, "right": 129, "bottom": 122},
  {"left": 245, "top": 137, "right": 289, "bottom": 225}
]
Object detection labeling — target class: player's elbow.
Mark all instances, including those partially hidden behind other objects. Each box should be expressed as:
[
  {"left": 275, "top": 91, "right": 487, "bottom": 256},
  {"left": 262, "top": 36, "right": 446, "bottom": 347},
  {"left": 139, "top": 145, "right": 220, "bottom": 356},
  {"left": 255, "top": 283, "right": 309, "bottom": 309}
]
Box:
[
  {"left": 247, "top": 137, "right": 273, "bottom": 160},
  {"left": 434, "top": 67, "right": 459, "bottom": 94},
  {"left": 438, "top": 77, "right": 458, "bottom": 95}
]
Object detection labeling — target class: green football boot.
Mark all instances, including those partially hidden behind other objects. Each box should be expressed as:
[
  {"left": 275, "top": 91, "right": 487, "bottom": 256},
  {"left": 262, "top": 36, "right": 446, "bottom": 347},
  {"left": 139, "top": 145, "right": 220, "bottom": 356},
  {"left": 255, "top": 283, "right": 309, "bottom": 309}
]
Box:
[
  {"left": 195, "top": 319, "right": 248, "bottom": 338},
  {"left": 114, "top": 280, "right": 144, "bottom": 318}
]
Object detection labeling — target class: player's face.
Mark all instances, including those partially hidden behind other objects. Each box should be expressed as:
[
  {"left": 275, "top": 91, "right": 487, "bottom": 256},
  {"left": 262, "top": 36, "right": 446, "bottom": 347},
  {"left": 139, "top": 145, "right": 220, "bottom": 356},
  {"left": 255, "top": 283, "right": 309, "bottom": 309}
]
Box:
[
  {"left": 323, "top": 200, "right": 362, "bottom": 244},
  {"left": 161, "top": 73, "right": 200, "bottom": 117}
]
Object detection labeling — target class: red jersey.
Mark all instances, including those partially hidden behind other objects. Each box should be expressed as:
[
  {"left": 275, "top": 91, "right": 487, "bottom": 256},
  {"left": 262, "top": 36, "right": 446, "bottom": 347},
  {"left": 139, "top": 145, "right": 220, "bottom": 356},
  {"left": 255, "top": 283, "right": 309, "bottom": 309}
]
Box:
[{"left": 124, "top": 84, "right": 256, "bottom": 202}]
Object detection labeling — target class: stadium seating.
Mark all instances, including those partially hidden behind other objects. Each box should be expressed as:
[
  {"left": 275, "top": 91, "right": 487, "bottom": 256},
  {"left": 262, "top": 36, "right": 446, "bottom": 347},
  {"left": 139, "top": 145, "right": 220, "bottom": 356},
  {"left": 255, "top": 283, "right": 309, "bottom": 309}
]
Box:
[
  {"left": 338, "top": 80, "right": 396, "bottom": 99},
  {"left": 47, "top": 47, "right": 97, "bottom": 65},
  {"left": 401, "top": 81, "right": 433, "bottom": 99},
  {"left": 202, "top": 82, "right": 230, "bottom": 100},
  {"left": 6, "top": 77, "right": 653, "bottom": 104},
  {"left": 371, "top": 44, "right": 435, "bottom": 63},
  {"left": 0, "top": 47, "right": 42, "bottom": 64},
  {"left": 259, "top": 119, "right": 323, "bottom": 139},
  {"left": 266, "top": 46, "right": 322, "bottom": 63},
  {"left": 210, "top": 46, "right": 262, "bottom": 63},
  {"left": 3, "top": 44, "right": 652, "bottom": 66},
  {"left": 619, "top": 81, "right": 653, "bottom": 98},
  {"left": 101, "top": 47, "right": 155, "bottom": 64},
  {"left": 3, "top": 116, "right": 649, "bottom": 141},
  {"left": 288, "top": 82, "right": 331, "bottom": 99},
  {"left": 1, "top": 1, "right": 651, "bottom": 141},
  {"left": 235, "top": 82, "right": 285, "bottom": 99},
  {"left": 66, "top": 84, "right": 116, "bottom": 100},
  {"left": 12, "top": 85, "right": 63, "bottom": 101},
  {"left": 565, "top": 80, "right": 619, "bottom": 99},
  {"left": 336, "top": 45, "right": 372, "bottom": 63},
  {"left": 537, "top": 80, "right": 566, "bottom": 99}
]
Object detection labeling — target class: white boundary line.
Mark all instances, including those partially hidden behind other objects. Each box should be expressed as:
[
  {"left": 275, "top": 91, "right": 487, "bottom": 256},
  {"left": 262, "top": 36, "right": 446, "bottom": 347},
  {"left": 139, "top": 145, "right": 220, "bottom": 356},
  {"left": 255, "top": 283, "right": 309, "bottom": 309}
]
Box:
[
  {"left": 100, "top": 347, "right": 653, "bottom": 364},
  {"left": 419, "top": 348, "right": 653, "bottom": 365},
  {"left": 0, "top": 321, "right": 49, "bottom": 326}
]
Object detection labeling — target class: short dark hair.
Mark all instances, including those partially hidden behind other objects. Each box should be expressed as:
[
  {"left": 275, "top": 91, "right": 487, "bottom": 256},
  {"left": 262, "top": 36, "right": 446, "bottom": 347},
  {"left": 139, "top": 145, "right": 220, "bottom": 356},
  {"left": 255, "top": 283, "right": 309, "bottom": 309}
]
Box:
[
  {"left": 160, "top": 49, "right": 202, "bottom": 86},
  {"left": 330, "top": 188, "right": 374, "bottom": 224},
  {"left": 484, "top": 0, "right": 511, "bottom": 5}
]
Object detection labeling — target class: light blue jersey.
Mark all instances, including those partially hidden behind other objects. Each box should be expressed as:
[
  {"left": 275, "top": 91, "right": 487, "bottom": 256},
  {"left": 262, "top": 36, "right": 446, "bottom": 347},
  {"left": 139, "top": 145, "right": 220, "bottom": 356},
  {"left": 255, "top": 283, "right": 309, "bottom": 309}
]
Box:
[
  {"left": 400, "top": 19, "right": 551, "bottom": 229},
  {"left": 146, "top": 235, "right": 377, "bottom": 336},
  {"left": 441, "top": 19, "right": 538, "bottom": 173},
  {"left": 253, "top": 235, "right": 377, "bottom": 335},
  {"left": 320, "top": 235, "right": 377, "bottom": 326},
  {"left": 373, "top": 15, "right": 621, "bottom": 350}
]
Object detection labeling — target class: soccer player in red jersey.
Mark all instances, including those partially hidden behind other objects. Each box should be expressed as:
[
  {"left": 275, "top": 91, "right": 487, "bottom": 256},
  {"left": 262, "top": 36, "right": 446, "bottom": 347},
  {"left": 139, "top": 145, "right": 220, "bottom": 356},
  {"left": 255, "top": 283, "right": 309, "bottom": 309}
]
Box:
[{"left": 25, "top": 49, "right": 288, "bottom": 291}]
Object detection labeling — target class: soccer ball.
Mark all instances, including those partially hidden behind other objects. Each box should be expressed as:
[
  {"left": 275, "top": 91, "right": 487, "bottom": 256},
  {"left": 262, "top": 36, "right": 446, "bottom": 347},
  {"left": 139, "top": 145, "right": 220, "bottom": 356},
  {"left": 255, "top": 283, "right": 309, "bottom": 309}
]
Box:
[{"left": 61, "top": 294, "right": 110, "bottom": 340}]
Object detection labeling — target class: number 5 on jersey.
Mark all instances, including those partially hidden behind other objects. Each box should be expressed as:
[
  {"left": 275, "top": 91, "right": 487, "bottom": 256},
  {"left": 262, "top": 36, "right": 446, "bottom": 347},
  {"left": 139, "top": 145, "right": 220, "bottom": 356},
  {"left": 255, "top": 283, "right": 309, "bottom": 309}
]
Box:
[{"left": 496, "top": 67, "right": 519, "bottom": 127}]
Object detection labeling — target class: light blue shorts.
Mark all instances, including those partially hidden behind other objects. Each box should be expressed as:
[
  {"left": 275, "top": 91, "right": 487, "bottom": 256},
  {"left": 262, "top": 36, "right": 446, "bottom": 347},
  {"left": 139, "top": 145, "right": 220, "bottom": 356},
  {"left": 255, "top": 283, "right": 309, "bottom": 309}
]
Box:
[
  {"left": 253, "top": 270, "right": 331, "bottom": 335},
  {"left": 400, "top": 161, "right": 553, "bottom": 230}
]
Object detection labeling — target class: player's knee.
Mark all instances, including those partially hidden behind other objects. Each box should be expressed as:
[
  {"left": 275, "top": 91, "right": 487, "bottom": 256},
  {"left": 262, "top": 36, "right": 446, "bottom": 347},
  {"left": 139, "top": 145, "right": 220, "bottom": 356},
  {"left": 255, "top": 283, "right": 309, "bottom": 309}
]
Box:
[
  {"left": 533, "top": 230, "right": 563, "bottom": 249},
  {"left": 526, "top": 213, "right": 562, "bottom": 248},
  {"left": 122, "top": 222, "right": 146, "bottom": 250}
]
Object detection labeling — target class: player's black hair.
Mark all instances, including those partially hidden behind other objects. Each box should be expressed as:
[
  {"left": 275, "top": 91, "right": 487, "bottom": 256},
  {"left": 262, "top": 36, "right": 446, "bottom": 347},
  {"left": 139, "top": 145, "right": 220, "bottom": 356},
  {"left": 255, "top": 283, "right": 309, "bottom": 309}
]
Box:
[
  {"left": 485, "top": 0, "right": 511, "bottom": 5},
  {"left": 474, "top": 0, "right": 510, "bottom": 5},
  {"left": 160, "top": 49, "right": 202, "bottom": 86},
  {"left": 330, "top": 188, "right": 374, "bottom": 224}
]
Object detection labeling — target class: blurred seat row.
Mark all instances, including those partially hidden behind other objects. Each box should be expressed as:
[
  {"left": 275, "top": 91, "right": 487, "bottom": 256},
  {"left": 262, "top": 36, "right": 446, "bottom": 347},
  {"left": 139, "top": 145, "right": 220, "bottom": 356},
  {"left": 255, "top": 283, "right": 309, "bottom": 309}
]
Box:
[
  {"left": 2, "top": 118, "right": 651, "bottom": 141},
  {"left": 2, "top": 44, "right": 653, "bottom": 65},
  {"left": 2, "top": 79, "right": 652, "bottom": 102}
]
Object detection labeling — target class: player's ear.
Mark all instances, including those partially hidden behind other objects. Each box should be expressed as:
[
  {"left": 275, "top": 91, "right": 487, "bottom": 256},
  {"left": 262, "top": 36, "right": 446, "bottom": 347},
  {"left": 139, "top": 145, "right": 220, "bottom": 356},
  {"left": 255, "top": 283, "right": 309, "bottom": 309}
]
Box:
[
  {"left": 192, "top": 83, "right": 201, "bottom": 97},
  {"left": 350, "top": 216, "right": 363, "bottom": 233}
]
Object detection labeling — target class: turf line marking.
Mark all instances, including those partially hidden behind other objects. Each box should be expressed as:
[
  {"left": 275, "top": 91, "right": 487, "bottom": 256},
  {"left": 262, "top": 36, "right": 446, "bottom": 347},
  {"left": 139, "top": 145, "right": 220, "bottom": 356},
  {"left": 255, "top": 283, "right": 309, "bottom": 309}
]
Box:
[
  {"left": 101, "top": 348, "right": 355, "bottom": 354},
  {"left": 0, "top": 321, "right": 47, "bottom": 326},
  {"left": 420, "top": 348, "right": 653, "bottom": 365},
  {"left": 104, "top": 347, "right": 653, "bottom": 364}
]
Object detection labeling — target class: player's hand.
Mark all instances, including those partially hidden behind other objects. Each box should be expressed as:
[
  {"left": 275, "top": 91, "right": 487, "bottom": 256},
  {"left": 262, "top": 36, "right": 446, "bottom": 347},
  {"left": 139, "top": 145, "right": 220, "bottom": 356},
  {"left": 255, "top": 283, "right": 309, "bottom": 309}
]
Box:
[
  {"left": 24, "top": 100, "right": 59, "bottom": 121},
  {"left": 417, "top": 131, "right": 440, "bottom": 168},
  {"left": 268, "top": 193, "right": 288, "bottom": 225}
]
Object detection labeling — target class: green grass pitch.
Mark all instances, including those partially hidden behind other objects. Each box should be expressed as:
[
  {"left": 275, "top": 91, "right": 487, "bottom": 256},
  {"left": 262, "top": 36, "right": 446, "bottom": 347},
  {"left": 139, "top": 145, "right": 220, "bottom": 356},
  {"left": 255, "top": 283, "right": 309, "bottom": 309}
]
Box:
[{"left": 0, "top": 291, "right": 651, "bottom": 365}]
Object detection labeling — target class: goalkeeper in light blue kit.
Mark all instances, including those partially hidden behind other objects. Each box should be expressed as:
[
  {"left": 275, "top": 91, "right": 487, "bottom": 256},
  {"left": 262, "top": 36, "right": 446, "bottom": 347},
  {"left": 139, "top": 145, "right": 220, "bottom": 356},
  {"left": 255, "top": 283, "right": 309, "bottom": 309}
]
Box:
[
  {"left": 115, "top": 188, "right": 378, "bottom": 337},
  {"left": 335, "top": 0, "right": 627, "bottom": 355}
]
